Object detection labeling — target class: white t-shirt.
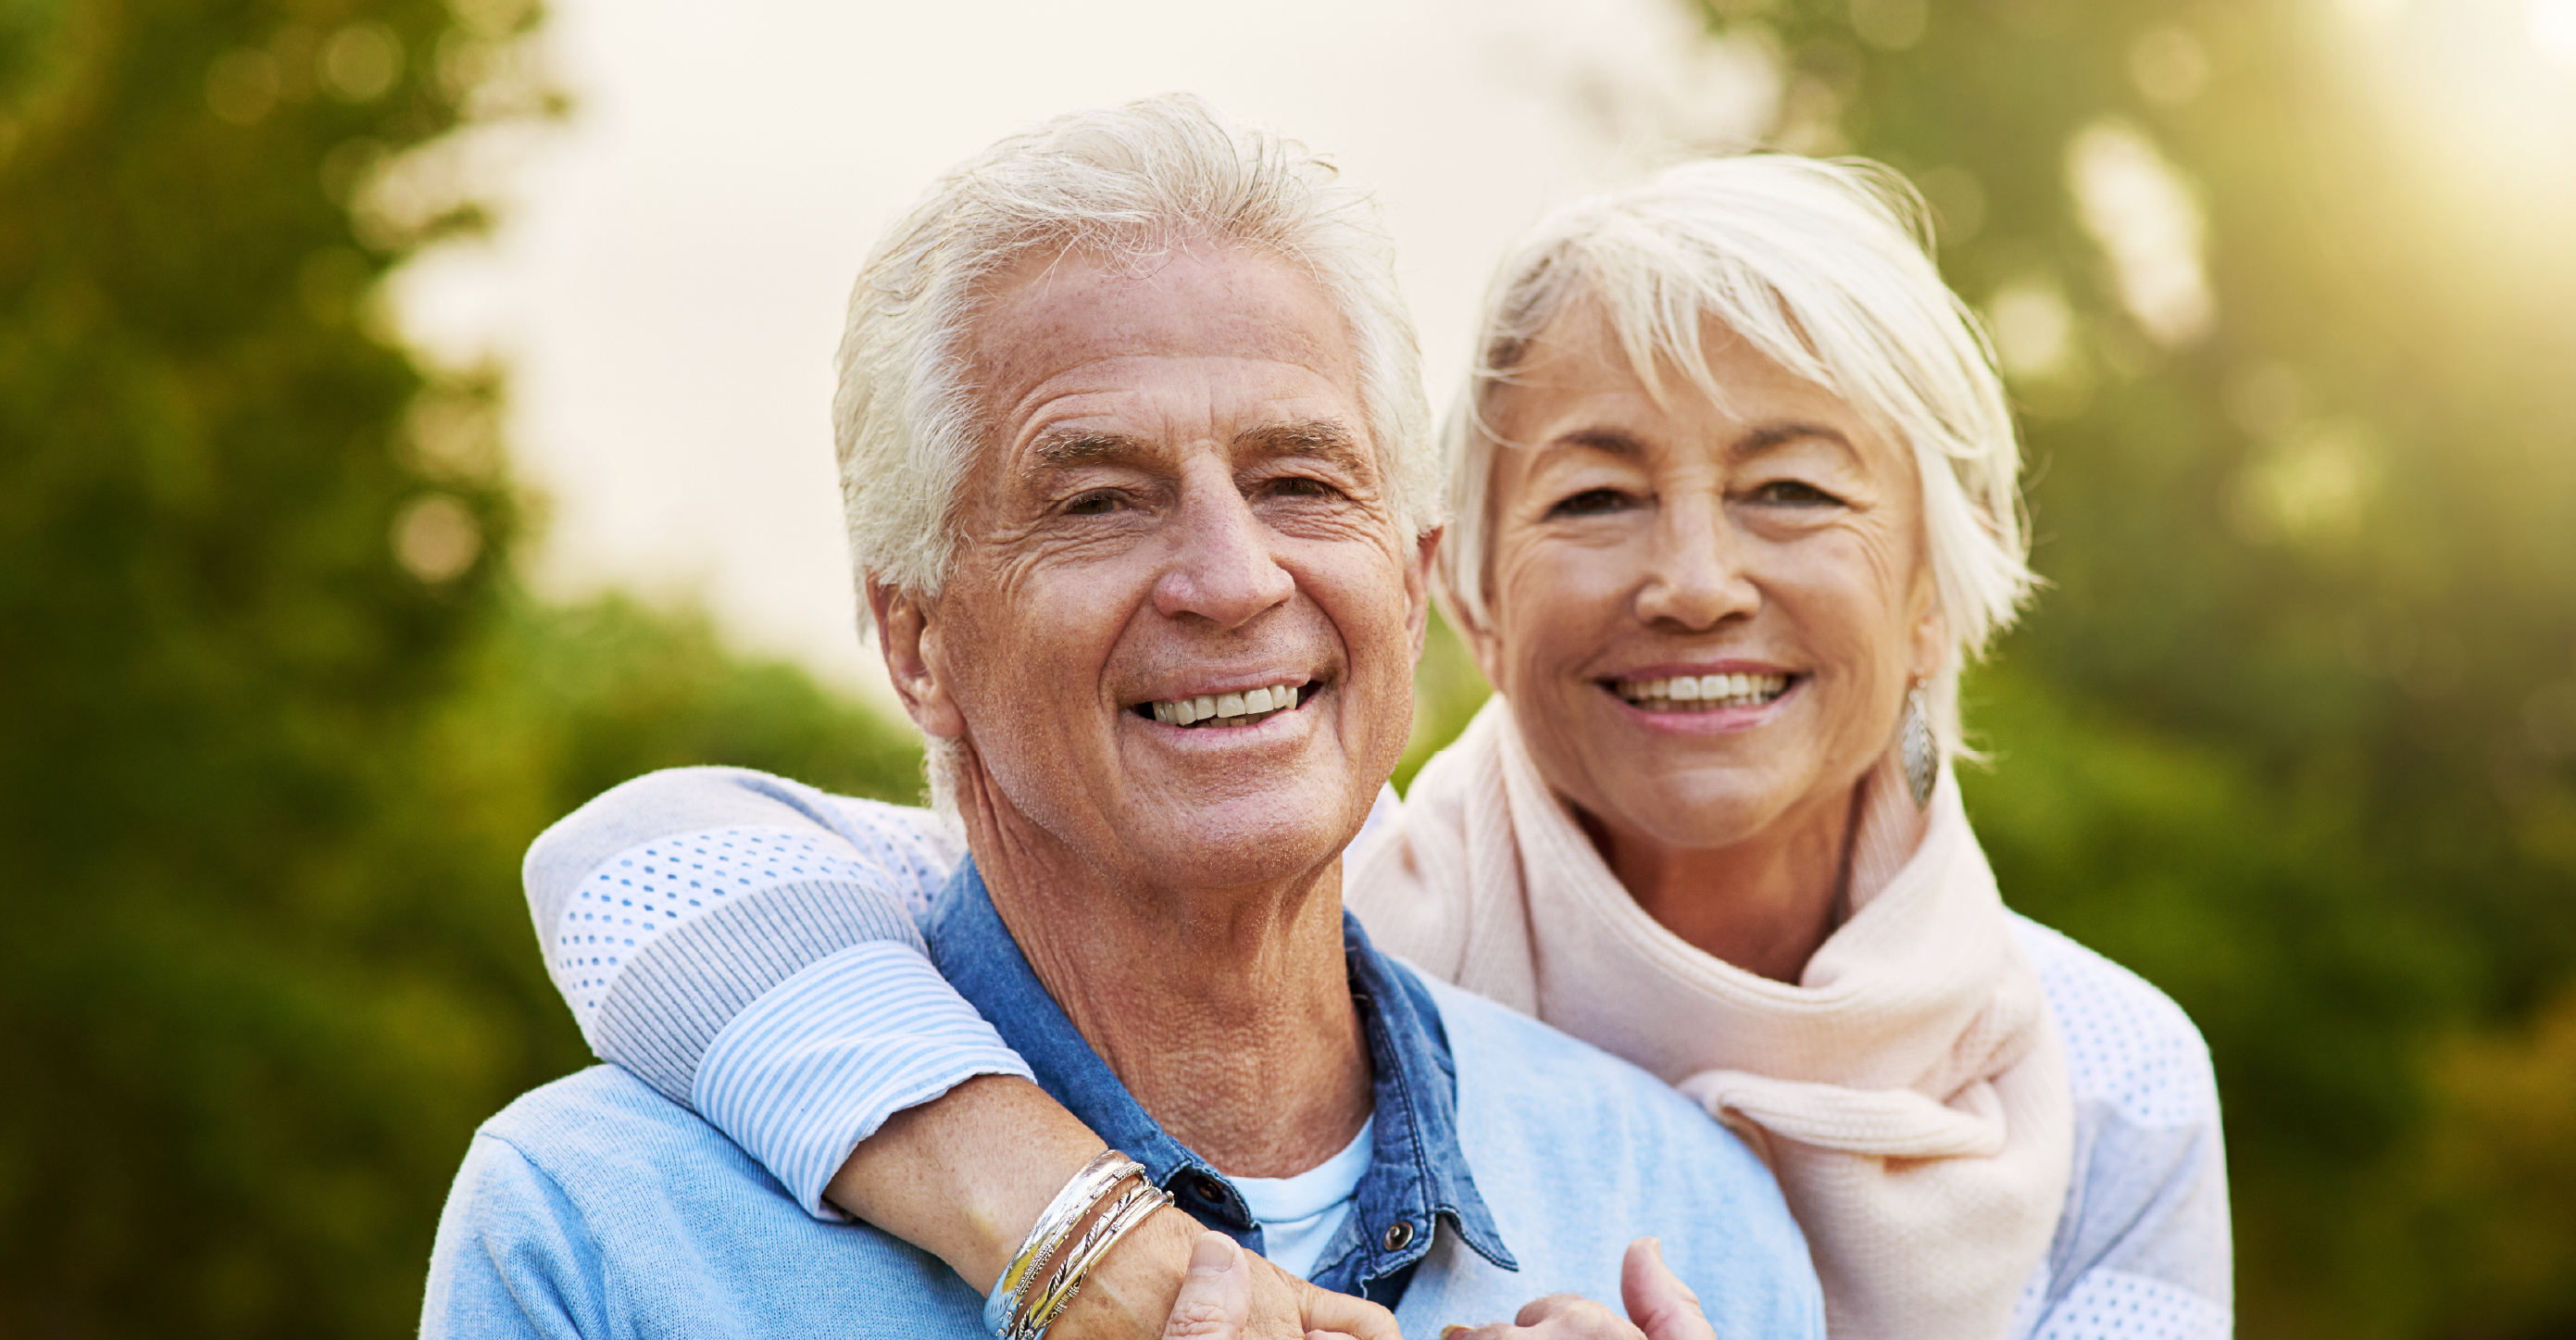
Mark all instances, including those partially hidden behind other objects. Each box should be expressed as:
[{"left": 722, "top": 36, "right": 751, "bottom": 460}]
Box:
[{"left": 1228, "top": 1118, "right": 1374, "bottom": 1280}]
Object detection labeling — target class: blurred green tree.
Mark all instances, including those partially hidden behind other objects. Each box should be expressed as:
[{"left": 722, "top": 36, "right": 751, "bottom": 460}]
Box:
[
  {"left": 0, "top": 1, "right": 923, "bottom": 1334},
  {"left": 1644, "top": 0, "right": 2576, "bottom": 1334}
]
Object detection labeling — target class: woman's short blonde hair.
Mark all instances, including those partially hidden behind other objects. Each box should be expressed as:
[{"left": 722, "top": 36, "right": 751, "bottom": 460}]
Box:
[{"left": 1439, "top": 156, "right": 2036, "bottom": 758}]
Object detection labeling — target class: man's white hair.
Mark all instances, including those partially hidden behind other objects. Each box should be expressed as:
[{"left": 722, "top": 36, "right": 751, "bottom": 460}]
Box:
[
  {"left": 832, "top": 93, "right": 1439, "bottom": 606},
  {"left": 1439, "top": 156, "right": 2036, "bottom": 758}
]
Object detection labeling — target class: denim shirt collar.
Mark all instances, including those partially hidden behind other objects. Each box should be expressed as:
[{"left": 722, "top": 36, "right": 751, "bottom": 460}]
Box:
[{"left": 927, "top": 857, "right": 1517, "bottom": 1303}]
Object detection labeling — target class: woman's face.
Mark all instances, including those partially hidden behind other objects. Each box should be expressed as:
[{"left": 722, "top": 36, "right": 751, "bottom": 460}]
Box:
[{"left": 1471, "top": 305, "right": 1942, "bottom": 855}]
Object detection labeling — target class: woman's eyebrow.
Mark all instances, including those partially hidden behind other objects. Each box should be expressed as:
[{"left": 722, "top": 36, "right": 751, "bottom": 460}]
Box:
[
  {"left": 1545, "top": 427, "right": 1648, "bottom": 457},
  {"left": 1735, "top": 421, "right": 1858, "bottom": 462}
]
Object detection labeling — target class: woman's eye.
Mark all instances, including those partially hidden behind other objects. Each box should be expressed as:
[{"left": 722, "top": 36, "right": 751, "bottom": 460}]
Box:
[
  {"left": 1746, "top": 479, "right": 1844, "bottom": 507},
  {"left": 1545, "top": 487, "right": 1634, "bottom": 519},
  {"left": 1264, "top": 475, "right": 1335, "bottom": 500}
]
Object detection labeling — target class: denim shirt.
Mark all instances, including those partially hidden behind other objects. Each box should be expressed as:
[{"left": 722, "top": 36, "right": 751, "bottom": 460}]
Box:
[{"left": 928, "top": 858, "right": 1516, "bottom": 1306}]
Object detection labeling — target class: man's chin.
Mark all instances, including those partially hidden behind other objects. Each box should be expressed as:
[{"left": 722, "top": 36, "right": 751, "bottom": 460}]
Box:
[{"left": 1107, "top": 786, "right": 1365, "bottom": 888}]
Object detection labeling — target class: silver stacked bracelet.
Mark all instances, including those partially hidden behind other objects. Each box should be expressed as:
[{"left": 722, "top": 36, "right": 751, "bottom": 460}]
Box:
[{"left": 984, "top": 1150, "right": 1175, "bottom": 1340}]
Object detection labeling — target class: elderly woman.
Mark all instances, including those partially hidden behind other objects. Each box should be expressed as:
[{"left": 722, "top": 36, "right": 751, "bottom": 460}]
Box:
[{"left": 522, "top": 157, "right": 2226, "bottom": 1340}]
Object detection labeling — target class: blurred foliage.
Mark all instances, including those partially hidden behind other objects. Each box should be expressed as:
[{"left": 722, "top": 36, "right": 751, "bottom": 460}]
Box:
[
  {"left": 0, "top": 0, "right": 922, "bottom": 1333},
  {"left": 6, "top": 0, "right": 2571, "bottom": 1334},
  {"left": 1395, "top": 609, "right": 1492, "bottom": 793}
]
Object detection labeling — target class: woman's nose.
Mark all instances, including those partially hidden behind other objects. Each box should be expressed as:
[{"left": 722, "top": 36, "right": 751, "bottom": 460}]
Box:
[
  {"left": 1633, "top": 497, "right": 1757, "bottom": 631},
  {"left": 1153, "top": 468, "right": 1294, "bottom": 628}
]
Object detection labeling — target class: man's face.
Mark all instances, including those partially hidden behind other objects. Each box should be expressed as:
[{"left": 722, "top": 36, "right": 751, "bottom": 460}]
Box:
[{"left": 891, "top": 241, "right": 1429, "bottom": 896}]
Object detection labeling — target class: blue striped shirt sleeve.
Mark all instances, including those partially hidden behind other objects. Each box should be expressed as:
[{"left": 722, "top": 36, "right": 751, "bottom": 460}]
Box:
[
  {"left": 521, "top": 766, "right": 1028, "bottom": 1216},
  {"left": 695, "top": 943, "right": 1036, "bottom": 1218}
]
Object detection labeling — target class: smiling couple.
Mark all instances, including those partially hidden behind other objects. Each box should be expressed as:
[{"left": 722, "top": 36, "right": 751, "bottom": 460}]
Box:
[{"left": 425, "top": 94, "right": 2226, "bottom": 1340}]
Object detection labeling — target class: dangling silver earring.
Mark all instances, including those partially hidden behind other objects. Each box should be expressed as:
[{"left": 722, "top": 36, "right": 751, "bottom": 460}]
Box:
[{"left": 1898, "top": 682, "right": 1938, "bottom": 811}]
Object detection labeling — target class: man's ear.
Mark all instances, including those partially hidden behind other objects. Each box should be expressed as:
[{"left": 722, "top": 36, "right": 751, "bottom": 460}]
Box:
[{"left": 865, "top": 577, "right": 967, "bottom": 741}]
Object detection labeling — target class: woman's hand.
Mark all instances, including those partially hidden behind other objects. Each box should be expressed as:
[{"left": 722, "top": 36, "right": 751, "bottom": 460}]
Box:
[
  {"left": 824, "top": 1079, "right": 1392, "bottom": 1340},
  {"left": 1154, "top": 1231, "right": 1382, "bottom": 1340},
  {"left": 1160, "top": 1233, "right": 1257, "bottom": 1339},
  {"left": 1054, "top": 1210, "right": 1399, "bottom": 1340},
  {"left": 1442, "top": 1238, "right": 1715, "bottom": 1340}
]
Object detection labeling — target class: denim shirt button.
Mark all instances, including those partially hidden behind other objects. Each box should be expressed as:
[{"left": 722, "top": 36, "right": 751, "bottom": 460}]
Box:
[
  {"left": 1382, "top": 1221, "right": 1414, "bottom": 1251},
  {"left": 1188, "top": 1173, "right": 1226, "bottom": 1203}
]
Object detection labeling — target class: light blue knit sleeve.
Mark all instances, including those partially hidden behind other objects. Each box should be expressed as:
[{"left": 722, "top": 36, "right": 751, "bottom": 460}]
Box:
[
  {"left": 520, "top": 766, "right": 1031, "bottom": 1215},
  {"left": 2007, "top": 918, "right": 2233, "bottom": 1340}
]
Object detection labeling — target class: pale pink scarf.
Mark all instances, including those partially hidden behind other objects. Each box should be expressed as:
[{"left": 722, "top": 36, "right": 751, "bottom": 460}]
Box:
[{"left": 1347, "top": 697, "right": 2070, "bottom": 1340}]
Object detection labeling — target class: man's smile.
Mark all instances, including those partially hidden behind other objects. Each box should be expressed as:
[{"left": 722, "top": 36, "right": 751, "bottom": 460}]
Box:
[{"left": 1137, "top": 678, "right": 1314, "bottom": 727}]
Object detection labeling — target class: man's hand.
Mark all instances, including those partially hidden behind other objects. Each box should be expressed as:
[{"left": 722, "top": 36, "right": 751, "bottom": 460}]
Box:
[
  {"left": 1442, "top": 1238, "right": 1717, "bottom": 1340},
  {"left": 1051, "top": 1208, "right": 1399, "bottom": 1340}
]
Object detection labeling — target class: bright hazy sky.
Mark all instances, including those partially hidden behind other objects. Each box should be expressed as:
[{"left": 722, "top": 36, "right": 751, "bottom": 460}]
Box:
[{"left": 394, "top": 0, "right": 1772, "bottom": 708}]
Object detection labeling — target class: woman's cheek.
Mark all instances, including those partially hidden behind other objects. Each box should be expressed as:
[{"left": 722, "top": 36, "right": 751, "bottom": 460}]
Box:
[{"left": 1489, "top": 533, "right": 1561, "bottom": 693}]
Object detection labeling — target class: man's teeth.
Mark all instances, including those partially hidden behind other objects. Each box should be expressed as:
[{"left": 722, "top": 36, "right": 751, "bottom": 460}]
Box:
[
  {"left": 1148, "top": 682, "right": 1306, "bottom": 727},
  {"left": 1613, "top": 672, "right": 1791, "bottom": 709}
]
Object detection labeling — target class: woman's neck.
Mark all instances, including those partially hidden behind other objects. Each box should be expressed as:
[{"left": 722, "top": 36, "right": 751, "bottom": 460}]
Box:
[{"left": 1580, "top": 777, "right": 1867, "bottom": 984}]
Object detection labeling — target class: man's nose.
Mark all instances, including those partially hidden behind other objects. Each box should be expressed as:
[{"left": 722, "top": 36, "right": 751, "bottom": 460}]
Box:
[
  {"left": 1152, "top": 464, "right": 1294, "bottom": 628},
  {"left": 1633, "top": 495, "right": 1757, "bottom": 630}
]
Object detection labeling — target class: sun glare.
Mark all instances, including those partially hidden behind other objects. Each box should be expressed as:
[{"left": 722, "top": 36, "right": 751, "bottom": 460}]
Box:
[
  {"left": 2535, "top": 0, "right": 2576, "bottom": 67},
  {"left": 2324, "top": 0, "right": 2576, "bottom": 264}
]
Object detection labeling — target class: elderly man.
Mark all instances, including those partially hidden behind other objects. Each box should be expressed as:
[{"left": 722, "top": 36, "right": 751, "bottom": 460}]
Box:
[{"left": 422, "top": 96, "right": 1820, "bottom": 1339}]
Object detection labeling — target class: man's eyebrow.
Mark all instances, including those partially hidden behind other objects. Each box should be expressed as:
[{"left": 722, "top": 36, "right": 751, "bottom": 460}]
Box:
[
  {"left": 1028, "top": 420, "right": 1368, "bottom": 470},
  {"left": 1237, "top": 419, "right": 1364, "bottom": 465},
  {"left": 1030, "top": 429, "right": 1150, "bottom": 465}
]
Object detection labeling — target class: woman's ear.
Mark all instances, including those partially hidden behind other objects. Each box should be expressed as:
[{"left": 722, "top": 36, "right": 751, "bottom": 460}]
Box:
[
  {"left": 1446, "top": 584, "right": 1509, "bottom": 697},
  {"left": 866, "top": 577, "right": 967, "bottom": 741},
  {"left": 1406, "top": 527, "right": 1444, "bottom": 662},
  {"left": 1907, "top": 587, "right": 1948, "bottom": 686}
]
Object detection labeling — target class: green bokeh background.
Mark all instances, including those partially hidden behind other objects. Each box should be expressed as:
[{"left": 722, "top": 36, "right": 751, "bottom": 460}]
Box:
[{"left": 4, "top": 0, "right": 2570, "bottom": 1334}]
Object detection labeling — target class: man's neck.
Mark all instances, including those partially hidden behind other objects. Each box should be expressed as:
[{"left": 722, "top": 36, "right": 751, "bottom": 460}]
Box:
[{"left": 957, "top": 781, "right": 1373, "bottom": 1180}]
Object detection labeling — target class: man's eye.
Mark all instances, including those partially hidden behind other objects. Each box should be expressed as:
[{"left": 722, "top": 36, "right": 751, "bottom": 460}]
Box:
[
  {"left": 1746, "top": 480, "right": 1844, "bottom": 507},
  {"left": 1545, "top": 487, "right": 1634, "bottom": 519},
  {"left": 1064, "top": 490, "right": 1124, "bottom": 515},
  {"left": 1264, "top": 475, "right": 1335, "bottom": 499}
]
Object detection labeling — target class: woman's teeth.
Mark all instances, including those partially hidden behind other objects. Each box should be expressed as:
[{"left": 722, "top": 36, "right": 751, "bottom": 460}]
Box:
[
  {"left": 1149, "top": 682, "right": 1306, "bottom": 728},
  {"left": 1613, "top": 672, "right": 1790, "bottom": 710}
]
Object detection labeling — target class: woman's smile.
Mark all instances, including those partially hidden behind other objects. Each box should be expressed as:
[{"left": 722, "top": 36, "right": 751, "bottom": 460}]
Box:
[{"left": 1599, "top": 668, "right": 1806, "bottom": 734}]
